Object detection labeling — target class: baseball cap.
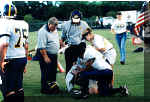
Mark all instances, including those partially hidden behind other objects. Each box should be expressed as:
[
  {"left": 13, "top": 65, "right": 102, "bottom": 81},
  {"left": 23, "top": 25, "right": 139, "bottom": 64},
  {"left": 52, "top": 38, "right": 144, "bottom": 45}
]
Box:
[{"left": 71, "top": 10, "right": 82, "bottom": 23}]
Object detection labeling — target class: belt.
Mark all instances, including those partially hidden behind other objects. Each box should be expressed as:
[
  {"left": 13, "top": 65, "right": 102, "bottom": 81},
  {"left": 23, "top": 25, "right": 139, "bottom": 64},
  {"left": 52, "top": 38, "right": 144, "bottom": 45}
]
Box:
[
  {"left": 4, "top": 57, "right": 26, "bottom": 62},
  {"left": 4, "top": 58, "right": 15, "bottom": 62},
  {"left": 119, "top": 32, "right": 126, "bottom": 35}
]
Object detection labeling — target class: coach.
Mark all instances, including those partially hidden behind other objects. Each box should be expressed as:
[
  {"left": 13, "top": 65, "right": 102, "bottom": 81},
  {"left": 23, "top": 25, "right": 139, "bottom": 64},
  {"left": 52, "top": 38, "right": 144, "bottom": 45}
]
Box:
[
  {"left": 60, "top": 10, "right": 90, "bottom": 74},
  {"left": 37, "top": 17, "right": 60, "bottom": 94}
]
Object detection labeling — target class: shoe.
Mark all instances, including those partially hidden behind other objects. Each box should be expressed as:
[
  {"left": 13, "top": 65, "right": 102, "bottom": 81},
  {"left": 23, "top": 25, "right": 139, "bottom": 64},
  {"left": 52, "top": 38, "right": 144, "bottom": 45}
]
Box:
[
  {"left": 120, "top": 61, "right": 125, "bottom": 65},
  {"left": 70, "top": 89, "right": 89, "bottom": 99},
  {"left": 75, "top": 93, "right": 89, "bottom": 99},
  {"left": 41, "top": 81, "right": 60, "bottom": 94},
  {"left": 81, "top": 93, "right": 89, "bottom": 99},
  {"left": 120, "top": 85, "right": 129, "bottom": 96}
]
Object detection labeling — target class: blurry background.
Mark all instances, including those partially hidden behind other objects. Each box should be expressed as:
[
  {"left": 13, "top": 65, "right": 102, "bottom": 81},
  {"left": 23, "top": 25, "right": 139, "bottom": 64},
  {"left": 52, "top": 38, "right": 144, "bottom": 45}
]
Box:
[{"left": 12, "top": 1, "right": 144, "bottom": 31}]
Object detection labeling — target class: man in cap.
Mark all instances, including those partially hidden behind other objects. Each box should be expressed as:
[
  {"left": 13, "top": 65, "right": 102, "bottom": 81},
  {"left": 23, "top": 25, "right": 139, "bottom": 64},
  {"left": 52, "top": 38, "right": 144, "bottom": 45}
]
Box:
[{"left": 60, "top": 10, "right": 90, "bottom": 74}]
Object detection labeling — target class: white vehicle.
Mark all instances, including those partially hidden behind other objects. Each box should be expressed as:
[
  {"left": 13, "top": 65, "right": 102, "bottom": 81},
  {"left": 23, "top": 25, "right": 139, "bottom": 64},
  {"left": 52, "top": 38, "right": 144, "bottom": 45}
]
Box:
[
  {"left": 121, "top": 10, "right": 139, "bottom": 24},
  {"left": 103, "top": 17, "right": 115, "bottom": 28}
]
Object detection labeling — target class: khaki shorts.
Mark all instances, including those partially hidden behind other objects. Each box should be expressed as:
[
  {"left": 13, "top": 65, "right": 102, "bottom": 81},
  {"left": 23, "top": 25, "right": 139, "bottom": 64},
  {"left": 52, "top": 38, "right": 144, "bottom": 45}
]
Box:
[{"left": 88, "top": 80, "right": 98, "bottom": 88}]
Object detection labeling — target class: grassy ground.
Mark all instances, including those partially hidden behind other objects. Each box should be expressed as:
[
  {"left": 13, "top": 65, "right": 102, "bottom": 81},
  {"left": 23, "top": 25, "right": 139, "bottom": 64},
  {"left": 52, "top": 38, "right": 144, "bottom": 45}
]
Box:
[{"left": 0, "top": 29, "right": 144, "bottom": 101}]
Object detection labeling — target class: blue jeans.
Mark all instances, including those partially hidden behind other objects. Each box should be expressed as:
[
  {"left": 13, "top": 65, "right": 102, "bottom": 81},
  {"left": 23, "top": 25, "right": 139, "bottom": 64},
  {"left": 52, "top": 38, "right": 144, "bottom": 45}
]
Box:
[{"left": 115, "top": 32, "right": 127, "bottom": 62}]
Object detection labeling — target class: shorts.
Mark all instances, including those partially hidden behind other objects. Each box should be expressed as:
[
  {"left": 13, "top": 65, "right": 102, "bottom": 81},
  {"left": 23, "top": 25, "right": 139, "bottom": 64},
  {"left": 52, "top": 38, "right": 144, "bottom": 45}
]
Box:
[{"left": 88, "top": 80, "right": 98, "bottom": 89}]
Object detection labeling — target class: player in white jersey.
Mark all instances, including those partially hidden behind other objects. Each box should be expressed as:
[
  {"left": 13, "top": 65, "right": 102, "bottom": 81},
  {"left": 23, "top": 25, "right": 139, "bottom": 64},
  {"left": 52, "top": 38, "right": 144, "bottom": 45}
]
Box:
[
  {"left": 66, "top": 43, "right": 128, "bottom": 98},
  {"left": 0, "top": 3, "right": 28, "bottom": 102},
  {"left": 82, "top": 28, "right": 117, "bottom": 94},
  {"left": 82, "top": 28, "right": 117, "bottom": 67},
  {"left": 66, "top": 45, "right": 111, "bottom": 92}
]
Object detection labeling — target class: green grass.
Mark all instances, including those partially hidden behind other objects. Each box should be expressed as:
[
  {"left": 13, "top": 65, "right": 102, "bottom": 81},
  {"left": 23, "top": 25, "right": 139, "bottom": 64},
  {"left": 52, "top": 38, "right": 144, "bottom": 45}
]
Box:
[{"left": 0, "top": 29, "right": 144, "bottom": 101}]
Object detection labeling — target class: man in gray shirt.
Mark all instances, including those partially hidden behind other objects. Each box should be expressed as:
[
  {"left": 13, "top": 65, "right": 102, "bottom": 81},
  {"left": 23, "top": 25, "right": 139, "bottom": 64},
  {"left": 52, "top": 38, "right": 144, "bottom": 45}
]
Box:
[
  {"left": 60, "top": 10, "right": 90, "bottom": 74},
  {"left": 37, "top": 17, "right": 60, "bottom": 94}
]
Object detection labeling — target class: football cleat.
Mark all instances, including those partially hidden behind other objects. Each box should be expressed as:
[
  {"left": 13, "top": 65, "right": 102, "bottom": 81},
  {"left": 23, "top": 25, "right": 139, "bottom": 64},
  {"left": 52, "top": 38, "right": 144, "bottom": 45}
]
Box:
[
  {"left": 120, "top": 85, "right": 129, "bottom": 96},
  {"left": 70, "top": 89, "right": 88, "bottom": 99}
]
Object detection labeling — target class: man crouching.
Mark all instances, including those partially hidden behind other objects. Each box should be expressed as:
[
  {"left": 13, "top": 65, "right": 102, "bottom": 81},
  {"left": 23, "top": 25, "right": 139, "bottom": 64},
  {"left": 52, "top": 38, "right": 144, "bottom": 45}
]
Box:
[{"left": 66, "top": 42, "right": 129, "bottom": 99}]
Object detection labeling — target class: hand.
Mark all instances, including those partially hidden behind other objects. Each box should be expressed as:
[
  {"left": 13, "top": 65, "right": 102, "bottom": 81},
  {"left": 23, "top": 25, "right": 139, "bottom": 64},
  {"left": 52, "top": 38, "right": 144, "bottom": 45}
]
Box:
[
  {"left": 111, "top": 29, "right": 116, "bottom": 35},
  {"left": 126, "top": 30, "right": 130, "bottom": 32},
  {"left": 95, "top": 47, "right": 106, "bottom": 53},
  {"left": 76, "top": 66, "right": 84, "bottom": 72},
  {"left": 72, "top": 69, "right": 80, "bottom": 75},
  {"left": 85, "top": 60, "right": 93, "bottom": 67},
  {"left": 0, "top": 61, "right": 7, "bottom": 73},
  {"left": 60, "top": 40, "right": 65, "bottom": 48},
  {"left": 44, "top": 56, "right": 51, "bottom": 63},
  {"left": 24, "top": 67, "right": 27, "bottom": 73}
]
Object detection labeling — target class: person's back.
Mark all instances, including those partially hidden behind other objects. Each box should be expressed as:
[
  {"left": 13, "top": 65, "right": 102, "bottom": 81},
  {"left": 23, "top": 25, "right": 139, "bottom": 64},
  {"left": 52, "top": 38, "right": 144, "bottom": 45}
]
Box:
[
  {"left": 6, "top": 19, "right": 29, "bottom": 59},
  {"left": 0, "top": 3, "right": 29, "bottom": 101},
  {"left": 84, "top": 45, "right": 112, "bottom": 70},
  {"left": 93, "top": 34, "right": 113, "bottom": 53}
]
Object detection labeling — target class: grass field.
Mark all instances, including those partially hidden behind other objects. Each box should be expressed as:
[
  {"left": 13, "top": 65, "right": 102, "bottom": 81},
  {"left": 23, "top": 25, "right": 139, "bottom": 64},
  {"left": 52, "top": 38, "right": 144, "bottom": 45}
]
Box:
[{"left": 0, "top": 29, "right": 144, "bottom": 101}]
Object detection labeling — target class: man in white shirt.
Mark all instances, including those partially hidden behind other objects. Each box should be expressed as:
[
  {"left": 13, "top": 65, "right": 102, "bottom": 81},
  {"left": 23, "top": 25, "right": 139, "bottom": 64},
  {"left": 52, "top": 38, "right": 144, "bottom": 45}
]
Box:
[{"left": 66, "top": 43, "right": 129, "bottom": 98}]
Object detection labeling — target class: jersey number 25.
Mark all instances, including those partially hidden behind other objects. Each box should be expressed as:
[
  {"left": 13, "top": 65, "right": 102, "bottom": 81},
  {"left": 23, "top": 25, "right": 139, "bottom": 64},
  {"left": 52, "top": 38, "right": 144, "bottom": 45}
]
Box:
[{"left": 15, "top": 28, "right": 28, "bottom": 48}]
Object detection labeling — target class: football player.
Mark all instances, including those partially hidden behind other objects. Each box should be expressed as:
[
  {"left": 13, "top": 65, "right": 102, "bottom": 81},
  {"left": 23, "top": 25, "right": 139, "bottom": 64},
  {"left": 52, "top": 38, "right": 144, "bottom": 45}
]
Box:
[
  {"left": 0, "top": 3, "right": 29, "bottom": 102},
  {"left": 0, "top": 6, "right": 13, "bottom": 100}
]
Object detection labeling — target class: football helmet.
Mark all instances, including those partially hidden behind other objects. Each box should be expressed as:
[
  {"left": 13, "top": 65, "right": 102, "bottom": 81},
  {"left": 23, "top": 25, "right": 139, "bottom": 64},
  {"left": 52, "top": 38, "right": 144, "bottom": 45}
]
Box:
[{"left": 1, "top": 3, "right": 17, "bottom": 17}]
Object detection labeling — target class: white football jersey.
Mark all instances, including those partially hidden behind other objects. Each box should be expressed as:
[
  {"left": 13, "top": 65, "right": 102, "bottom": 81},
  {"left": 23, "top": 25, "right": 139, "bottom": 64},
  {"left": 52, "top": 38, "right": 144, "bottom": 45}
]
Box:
[
  {"left": 92, "top": 34, "right": 113, "bottom": 53},
  {"left": 0, "top": 18, "right": 11, "bottom": 60},
  {"left": 5, "top": 19, "right": 29, "bottom": 59},
  {"left": 0, "top": 18, "right": 10, "bottom": 45},
  {"left": 83, "top": 45, "right": 112, "bottom": 70},
  {"left": 66, "top": 45, "right": 112, "bottom": 92}
]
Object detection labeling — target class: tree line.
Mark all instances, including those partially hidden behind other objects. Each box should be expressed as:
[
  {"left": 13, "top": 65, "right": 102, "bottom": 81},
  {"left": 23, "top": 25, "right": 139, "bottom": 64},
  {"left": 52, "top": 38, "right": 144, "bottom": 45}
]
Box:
[{"left": 13, "top": 1, "right": 144, "bottom": 21}]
